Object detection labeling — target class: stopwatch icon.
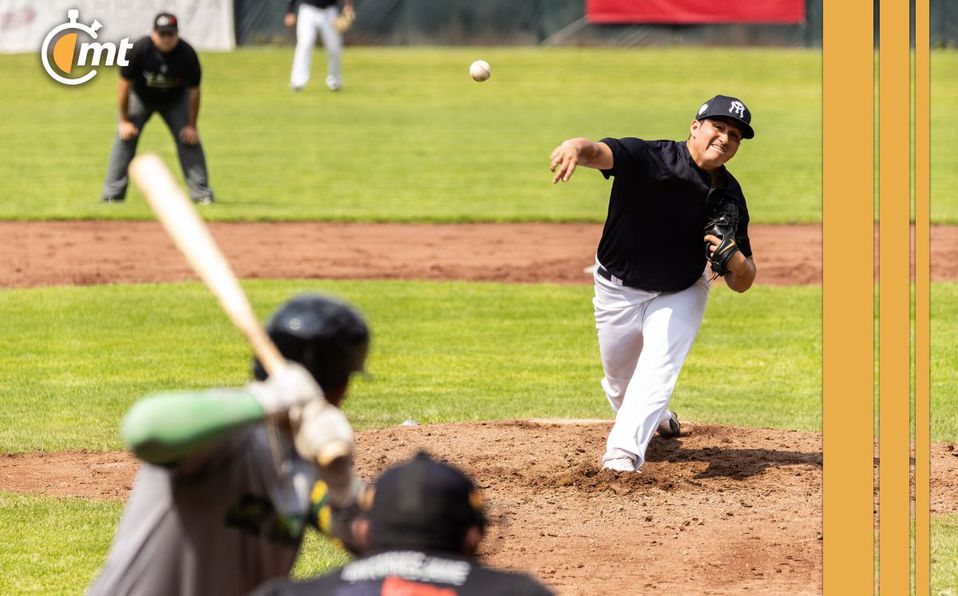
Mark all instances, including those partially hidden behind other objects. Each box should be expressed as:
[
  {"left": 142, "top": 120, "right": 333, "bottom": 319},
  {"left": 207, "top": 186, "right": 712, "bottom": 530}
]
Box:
[{"left": 41, "top": 9, "right": 103, "bottom": 86}]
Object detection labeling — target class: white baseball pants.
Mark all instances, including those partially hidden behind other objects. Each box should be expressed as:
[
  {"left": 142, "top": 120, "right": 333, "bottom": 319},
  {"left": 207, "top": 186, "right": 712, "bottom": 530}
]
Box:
[
  {"left": 290, "top": 3, "right": 343, "bottom": 90},
  {"left": 593, "top": 267, "right": 711, "bottom": 468}
]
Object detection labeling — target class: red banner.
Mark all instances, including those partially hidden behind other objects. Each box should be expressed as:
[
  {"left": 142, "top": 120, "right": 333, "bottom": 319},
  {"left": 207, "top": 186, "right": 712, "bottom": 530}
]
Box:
[{"left": 586, "top": 0, "right": 805, "bottom": 25}]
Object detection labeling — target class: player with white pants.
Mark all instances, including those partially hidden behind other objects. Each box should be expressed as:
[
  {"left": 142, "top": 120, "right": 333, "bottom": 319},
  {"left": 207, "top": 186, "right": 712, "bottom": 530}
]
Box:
[
  {"left": 285, "top": 0, "right": 353, "bottom": 92},
  {"left": 549, "top": 95, "right": 758, "bottom": 473},
  {"left": 594, "top": 267, "right": 711, "bottom": 469}
]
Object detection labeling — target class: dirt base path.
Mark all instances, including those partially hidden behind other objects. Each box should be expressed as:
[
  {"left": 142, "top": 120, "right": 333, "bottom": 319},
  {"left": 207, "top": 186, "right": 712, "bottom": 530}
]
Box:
[
  {"left": 4, "top": 222, "right": 958, "bottom": 289},
  {"left": 0, "top": 221, "right": 825, "bottom": 287},
  {"left": 4, "top": 422, "right": 958, "bottom": 594}
]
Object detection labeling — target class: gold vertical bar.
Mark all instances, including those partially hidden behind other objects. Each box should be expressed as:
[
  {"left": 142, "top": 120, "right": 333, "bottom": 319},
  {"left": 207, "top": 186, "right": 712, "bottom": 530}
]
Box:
[
  {"left": 879, "top": 0, "right": 911, "bottom": 593},
  {"left": 914, "top": 0, "right": 930, "bottom": 593},
  {"left": 823, "top": 0, "right": 875, "bottom": 592}
]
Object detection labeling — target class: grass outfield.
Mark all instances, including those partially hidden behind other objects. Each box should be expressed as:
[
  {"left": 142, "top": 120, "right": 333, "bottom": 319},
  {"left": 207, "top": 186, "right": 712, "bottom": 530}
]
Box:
[
  {"left": 932, "top": 284, "right": 958, "bottom": 442},
  {"left": 7, "top": 46, "right": 954, "bottom": 221},
  {"left": 2, "top": 47, "right": 822, "bottom": 222},
  {"left": 933, "top": 51, "right": 958, "bottom": 224},
  {"left": 0, "top": 279, "right": 821, "bottom": 453},
  {"left": 932, "top": 514, "right": 958, "bottom": 593}
]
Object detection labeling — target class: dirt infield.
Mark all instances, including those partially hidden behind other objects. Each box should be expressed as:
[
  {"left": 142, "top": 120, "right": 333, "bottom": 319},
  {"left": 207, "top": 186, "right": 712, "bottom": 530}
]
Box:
[
  {"left": 1, "top": 221, "right": 823, "bottom": 287},
  {"left": 4, "top": 423, "right": 958, "bottom": 594},
  {"left": 4, "top": 221, "right": 958, "bottom": 594},
  {"left": 4, "top": 222, "right": 958, "bottom": 288}
]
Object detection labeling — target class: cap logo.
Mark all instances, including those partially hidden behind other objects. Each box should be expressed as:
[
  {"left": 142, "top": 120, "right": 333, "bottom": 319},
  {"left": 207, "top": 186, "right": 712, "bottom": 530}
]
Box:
[
  {"left": 728, "top": 101, "right": 746, "bottom": 118},
  {"left": 698, "top": 103, "right": 709, "bottom": 116}
]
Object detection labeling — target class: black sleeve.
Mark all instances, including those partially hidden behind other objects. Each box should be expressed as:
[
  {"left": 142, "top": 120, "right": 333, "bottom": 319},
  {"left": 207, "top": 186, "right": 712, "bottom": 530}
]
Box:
[
  {"left": 184, "top": 45, "right": 201, "bottom": 87},
  {"left": 287, "top": 0, "right": 298, "bottom": 13},
  {"left": 119, "top": 38, "right": 145, "bottom": 80},
  {"left": 598, "top": 137, "right": 652, "bottom": 181},
  {"left": 735, "top": 203, "right": 752, "bottom": 258}
]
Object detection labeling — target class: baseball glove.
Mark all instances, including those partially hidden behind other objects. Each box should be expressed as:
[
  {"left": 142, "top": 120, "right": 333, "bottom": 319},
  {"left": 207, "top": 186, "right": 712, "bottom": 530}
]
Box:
[
  {"left": 703, "top": 200, "right": 741, "bottom": 278},
  {"left": 334, "top": 6, "right": 355, "bottom": 33}
]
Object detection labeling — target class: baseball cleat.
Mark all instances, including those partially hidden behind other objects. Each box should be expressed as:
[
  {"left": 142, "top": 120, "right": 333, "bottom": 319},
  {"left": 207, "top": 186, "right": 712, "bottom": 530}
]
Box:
[
  {"left": 101, "top": 196, "right": 124, "bottom": 203},
  {"left": 602, "top": 448, "right": 639, "bottom": 473},
  {"left": 602, "top": 457, "right": 637, "bottom": 473},
  {"left": 657, "top": 410, "right": 681, "bottom": 438},
  {"left": 192, "top": 195, "right": 215, "bottom": 205}
]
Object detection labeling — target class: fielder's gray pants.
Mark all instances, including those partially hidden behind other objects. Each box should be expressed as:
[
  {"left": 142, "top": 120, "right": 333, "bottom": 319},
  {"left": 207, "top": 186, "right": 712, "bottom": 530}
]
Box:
[{"left": 102, "top": 90, "right": 212, "bottom": 201}]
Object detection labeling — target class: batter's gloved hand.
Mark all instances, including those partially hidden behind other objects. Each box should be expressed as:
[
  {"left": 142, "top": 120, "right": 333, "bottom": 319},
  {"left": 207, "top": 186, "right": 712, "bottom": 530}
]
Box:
[
  {"left": 703, "top": 201, "right": 741, "bottom": 278},
  {"left": 246, "top": 362, "right": 325, "bottom": 417},
  {"left": 289, "top": 398, "right": 355, "bottom": 471}
]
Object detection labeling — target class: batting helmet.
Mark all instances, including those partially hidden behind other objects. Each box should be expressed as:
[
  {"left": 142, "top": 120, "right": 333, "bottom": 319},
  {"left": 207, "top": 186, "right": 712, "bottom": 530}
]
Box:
[{"left": 253, "top": 294, "right": 370, "bottom": 394}]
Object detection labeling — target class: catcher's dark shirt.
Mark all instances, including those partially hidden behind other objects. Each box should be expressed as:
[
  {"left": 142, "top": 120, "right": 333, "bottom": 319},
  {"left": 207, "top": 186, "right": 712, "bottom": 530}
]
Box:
[
  {"left": 121, "top": 37, "right": 201, "bottom": 106},
  {"left": 252, "top": 550, "right": 555, "bottom": 596},
  {"left": 597, "top": 137, "right": 752, "bottom": 292}
]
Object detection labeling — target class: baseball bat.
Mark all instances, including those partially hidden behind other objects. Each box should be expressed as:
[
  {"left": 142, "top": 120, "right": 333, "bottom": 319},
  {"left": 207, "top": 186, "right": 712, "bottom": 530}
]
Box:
[{"left": 128, "top": 153, "right": 286, "bottom": 376}]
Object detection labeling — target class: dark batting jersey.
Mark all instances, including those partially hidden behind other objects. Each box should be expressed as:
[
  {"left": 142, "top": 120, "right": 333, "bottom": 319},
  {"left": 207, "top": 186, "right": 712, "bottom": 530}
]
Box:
[
  {"left": 252, "top": 550, "right": 556, "bottom": 596},
  {"left": 596, "top": 137, "right": 752, "bottom": 292},
  {"left": 87, "top": 422, "right": 318, "bottom": 596},
  {"left": 121, "top": 37, "right": 201, "bottom": 105}
]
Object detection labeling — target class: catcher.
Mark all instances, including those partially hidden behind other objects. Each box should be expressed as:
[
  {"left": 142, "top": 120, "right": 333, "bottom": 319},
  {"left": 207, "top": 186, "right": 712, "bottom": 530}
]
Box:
[
  {"left": 88, "top": 294, "right": 370, "bottom": 596},
  {"left": 549, "top": 95, "right": 757, "bottom": 474},
  {"left": 253, "top": 452, "right": 555, "bottom": 595}
]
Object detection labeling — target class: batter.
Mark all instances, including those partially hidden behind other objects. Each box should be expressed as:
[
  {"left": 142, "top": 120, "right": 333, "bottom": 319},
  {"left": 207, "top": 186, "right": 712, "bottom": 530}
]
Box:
[
  {"left": 549, "top": 95, "right": 758, "bottom": 473},
  {"left": 87, "top": 294, "right": 370, "bottom": 595}
]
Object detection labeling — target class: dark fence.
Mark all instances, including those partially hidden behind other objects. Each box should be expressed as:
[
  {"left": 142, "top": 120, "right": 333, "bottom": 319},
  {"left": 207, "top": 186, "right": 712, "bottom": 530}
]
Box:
[{"left": 235, "top": 0, "right": 957, "bottom": 48}]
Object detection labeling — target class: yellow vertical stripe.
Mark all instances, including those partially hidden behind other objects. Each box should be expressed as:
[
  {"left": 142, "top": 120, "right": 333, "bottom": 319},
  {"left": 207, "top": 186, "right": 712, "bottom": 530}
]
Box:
[
  {"left": 879, "top": 0, "right": 911, "bottom": 593},
  {"left": 914, "top": 0, "right": 930, "bottom": 593},
  {"left": 823, "top": 0, "right": 875, "bottom": 592}
]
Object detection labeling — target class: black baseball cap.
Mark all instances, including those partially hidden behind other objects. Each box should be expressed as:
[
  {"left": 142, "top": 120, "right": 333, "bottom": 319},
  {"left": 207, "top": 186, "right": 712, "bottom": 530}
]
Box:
[
  {"left": 362, "top": 452, "right": 487, "bottom": 552},
  {"left": 153, "top": 13, "right": 178, "bottom": 33},
  {"left": 694, "top": 95, "right": 754, "bottom": 139}
]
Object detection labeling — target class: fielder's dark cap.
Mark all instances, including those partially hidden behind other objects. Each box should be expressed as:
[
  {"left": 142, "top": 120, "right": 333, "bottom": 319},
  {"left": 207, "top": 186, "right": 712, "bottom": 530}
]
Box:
[
  {"left": 362, "top": 451, "right": 487, "bottom": 553},
  {"left": 153, "top": 13, "right": 179, "bottom": 33},
  {"left": 694, "top": 95, "right": 754, "bottom": 139}
]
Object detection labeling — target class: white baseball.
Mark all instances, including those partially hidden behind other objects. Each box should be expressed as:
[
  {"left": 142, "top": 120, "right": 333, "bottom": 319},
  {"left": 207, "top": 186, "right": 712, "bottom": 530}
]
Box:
[{"left": 469, "top": 59, "right": 491, "bottom": 82}]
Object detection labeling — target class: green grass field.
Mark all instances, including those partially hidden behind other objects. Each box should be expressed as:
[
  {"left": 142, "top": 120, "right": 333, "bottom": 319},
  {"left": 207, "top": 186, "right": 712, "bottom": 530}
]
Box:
[
  {"left": 4, "top": 46, "right": 954, "bottom": 221},
  {"left": 0, "top": 280, "right": 821, "bottom": 453},
  {"left": 2, "top": 47, "right": 824, "bottom": 222}
]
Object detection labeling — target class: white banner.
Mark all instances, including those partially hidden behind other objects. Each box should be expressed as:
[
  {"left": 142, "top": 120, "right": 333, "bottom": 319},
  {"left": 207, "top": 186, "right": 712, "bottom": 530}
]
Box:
[{"left": 0, "top": 0, "right": 235, "bottom": 53}]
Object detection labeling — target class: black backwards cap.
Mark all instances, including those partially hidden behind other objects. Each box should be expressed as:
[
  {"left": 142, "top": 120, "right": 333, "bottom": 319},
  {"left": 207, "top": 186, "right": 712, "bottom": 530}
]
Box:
[
  {"left": 153, "top": 13, "right": 178, "bottom": 33},
  {"left": 362, "top": 451, "right": 487, "bottom": 553},
  {"left": 694, "top": 95, "right": 754, "bottom": 139}
]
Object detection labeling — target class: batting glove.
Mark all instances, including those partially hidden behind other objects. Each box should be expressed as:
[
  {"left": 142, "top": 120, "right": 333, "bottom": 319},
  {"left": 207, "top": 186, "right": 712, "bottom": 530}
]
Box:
[
  {"left": 289, "top": 398, "right": 355, "bottom": 473},
  {"left": 246, "top": 361, "right": 325, "bottom": 417}
]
